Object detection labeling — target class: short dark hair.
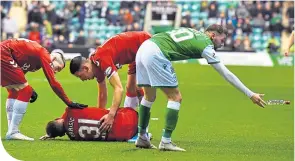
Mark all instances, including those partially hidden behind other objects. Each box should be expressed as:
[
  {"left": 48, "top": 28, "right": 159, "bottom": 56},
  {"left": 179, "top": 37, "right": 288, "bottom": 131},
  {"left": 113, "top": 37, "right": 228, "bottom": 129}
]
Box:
[
  {"left": 70, "top": 56, "right": 83, "bottom": 74},
  {"left": 205, "top": 24, "right": 228, "bottom": 36},
  {"left": 46, "top": 120, "right": 66, "bottom": 137}
]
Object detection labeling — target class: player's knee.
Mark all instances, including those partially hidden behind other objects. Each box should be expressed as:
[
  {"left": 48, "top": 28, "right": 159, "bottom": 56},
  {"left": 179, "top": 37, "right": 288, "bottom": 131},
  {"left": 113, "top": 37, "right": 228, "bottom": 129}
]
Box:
[
  {"left": 144, "top": 95, "right": 156, "bottom": 102},
  {"left": 168, "top": 93, "right": 182, "bottom": 103}
]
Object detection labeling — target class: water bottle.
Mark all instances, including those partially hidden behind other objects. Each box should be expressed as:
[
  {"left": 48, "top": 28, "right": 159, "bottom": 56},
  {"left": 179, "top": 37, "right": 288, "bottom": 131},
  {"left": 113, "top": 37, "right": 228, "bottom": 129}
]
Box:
[{"left": 266, "top": 100, "right": 291, "bottom": 105}]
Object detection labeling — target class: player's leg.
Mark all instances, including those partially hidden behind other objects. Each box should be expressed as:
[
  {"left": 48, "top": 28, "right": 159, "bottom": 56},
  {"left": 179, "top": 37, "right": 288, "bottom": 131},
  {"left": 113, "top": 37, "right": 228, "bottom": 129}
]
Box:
[
  {"left": 1, "top": 55, "right": 34, "bottom": 140},
  {"left": 159, "top": 87, "right": 185, "bottom": 151},
  {"left": 134, "top": 40, "right": 157, "bottom": 148},
  {"left": 5, "top": 83, "right": 34, "bottom": 141},
  {"left": 124, "top": 73, "right": 139, "bottom": 109},
  {"left": 135, "top": 86, "right": 157, "bottom": 148},
  {"left": 139, "top": 44, "right": 185, "bottom": 151},
  {"left": 124, "top": 62, "right": 144, "bottom": 109},
  {"left": 6, "top": 88, "right": 18, "bottom": 127}
]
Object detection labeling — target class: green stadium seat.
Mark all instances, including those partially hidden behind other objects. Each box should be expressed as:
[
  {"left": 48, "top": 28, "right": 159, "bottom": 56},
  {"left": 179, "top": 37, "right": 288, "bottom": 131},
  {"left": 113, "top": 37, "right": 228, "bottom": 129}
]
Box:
[
  {"left": 83, "top": 23, "right": 90, "bottom": 30},
  {"left": 91, "top": 11, "right": 99, "bottom": 17},
  {"left": 191, "top": 11, "right": 199, "bottom": 19},
  {"left": 191, "top": 4, "right": 200, "bottom": 12},
  {"left": 91, "top": 18, "right": 100, "bottom": 24},
  {"left": 218, "top": 5, "right": 227, "bottom": 12},
  {"left": 85, "top": 18, "right": 92, "bottom": 25},
  {"left": 71, "top": 17, "right": 79, "bottom": 24},
  {"left": 199, "top": 12, "right": 208, "bottom": 20},
  {"left": 253, "top": 28, "right": 263, "bottom": 34}
]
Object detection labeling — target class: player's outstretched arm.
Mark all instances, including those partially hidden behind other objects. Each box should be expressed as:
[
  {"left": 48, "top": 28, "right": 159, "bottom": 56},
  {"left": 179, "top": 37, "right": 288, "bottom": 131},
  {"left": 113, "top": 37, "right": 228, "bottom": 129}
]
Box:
[
  {"left": 211, "top": 62, "right": 266, "bottom": 108},
  {"left": 40, "top": 56, "right": 87, "bottom": 108},
  {"left": 99, "top": 72, "right": 123, "bottom": 132},
  {"left": 97, "top": 80, "right": 108, "bottom": 108}
]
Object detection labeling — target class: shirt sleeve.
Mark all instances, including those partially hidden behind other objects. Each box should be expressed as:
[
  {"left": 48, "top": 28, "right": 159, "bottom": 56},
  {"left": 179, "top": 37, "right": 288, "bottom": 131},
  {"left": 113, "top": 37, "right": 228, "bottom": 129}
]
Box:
[
  {"left": 39, "top": 48, "right": 71, "bottom": 105},
  {"left": 211, "top": 62, "right": 255, "bottom": 98},
  {"left": 91, "top": 47, "right": 117, "bottom": 80},
  {"left": 201, "top": 45, "right": 220, "bottom": 64}
]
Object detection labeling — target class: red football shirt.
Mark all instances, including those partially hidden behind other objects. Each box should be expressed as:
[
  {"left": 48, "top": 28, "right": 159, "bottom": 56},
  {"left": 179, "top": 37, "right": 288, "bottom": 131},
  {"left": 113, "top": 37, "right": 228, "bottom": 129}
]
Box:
[
  {"left": 0, "top": 38, "right": 71, "bottom": 104},
  {"left": 90, "top": 31, "right": 151, "bottom": 83},
  {"left": 62, "top": 107, "right": 138, "bottom": 141}
]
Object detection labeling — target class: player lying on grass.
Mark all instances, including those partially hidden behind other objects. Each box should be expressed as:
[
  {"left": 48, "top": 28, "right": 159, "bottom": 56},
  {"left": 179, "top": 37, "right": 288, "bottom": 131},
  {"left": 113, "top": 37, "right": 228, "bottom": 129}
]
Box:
[
  {"left": 134, "top": 24, "right": 266, "bottom": 151},
  {"left": 69, "top": 31, "right": 151, "bottom": 133},
  {"left": 0, "top": 38, "right": 87, "bottom": 141},
  {"left": 40, "top": 107, "right": 140, "bottom": 141}
]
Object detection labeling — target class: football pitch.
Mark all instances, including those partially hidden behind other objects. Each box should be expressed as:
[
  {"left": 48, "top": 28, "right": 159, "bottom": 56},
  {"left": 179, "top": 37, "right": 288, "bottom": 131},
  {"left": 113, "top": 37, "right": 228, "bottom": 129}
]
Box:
[{"left": 1, "top": 63, "right": 294, "bottom": 161}]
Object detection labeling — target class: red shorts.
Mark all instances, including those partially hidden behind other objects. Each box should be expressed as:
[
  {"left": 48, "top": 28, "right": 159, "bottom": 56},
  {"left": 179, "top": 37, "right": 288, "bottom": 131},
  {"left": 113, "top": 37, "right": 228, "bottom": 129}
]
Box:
[
  {"left": 1, "top": 48, "right": 26, "bottom": 87},
  {"left": 128, "top": 61, "right": 136, "bottom": 75}
]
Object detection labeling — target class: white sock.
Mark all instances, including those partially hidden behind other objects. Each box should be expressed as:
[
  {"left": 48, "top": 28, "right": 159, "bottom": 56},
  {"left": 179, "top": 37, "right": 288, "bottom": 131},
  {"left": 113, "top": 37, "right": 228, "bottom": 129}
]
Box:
[
  {"left": 6, "top": 98, "right": 16, "bottom": 127},
  {"left": 8, "top": 100, "right": 28, "bottom": 135},
  {"left": 161, "top": 136, "right": 171, "bottom": 143},
  {"left": 124, "top": 96, "right": 139, "bottom": 109}
]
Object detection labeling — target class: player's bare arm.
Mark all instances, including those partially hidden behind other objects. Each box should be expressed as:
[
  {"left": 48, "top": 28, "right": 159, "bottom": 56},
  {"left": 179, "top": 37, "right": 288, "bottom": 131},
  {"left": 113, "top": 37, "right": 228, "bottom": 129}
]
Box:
[
  {"left": 97, "top": 80, "right": 108, "bottom": 108},
  {"left": 99, "top": 72, "right": 123, "bottom": 132}
]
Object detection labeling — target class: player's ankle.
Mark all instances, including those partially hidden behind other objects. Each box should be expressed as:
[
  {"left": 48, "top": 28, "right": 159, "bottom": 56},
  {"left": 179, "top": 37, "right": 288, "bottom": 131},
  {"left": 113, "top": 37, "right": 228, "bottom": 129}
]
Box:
[
  {"left": 161, "top": 136, "right": 171, "bottom": 143},
  {"left": 139, "top": 133, "right": 149, "bottom": 140}
]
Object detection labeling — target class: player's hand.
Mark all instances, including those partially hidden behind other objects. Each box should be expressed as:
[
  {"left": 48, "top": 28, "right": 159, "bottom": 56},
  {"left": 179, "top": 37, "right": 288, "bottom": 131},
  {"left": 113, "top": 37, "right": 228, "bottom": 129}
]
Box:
[
  {"left": 39, "top": 134, "right": 55, "bottom": 140},
  {"left": 250, "top": 93, "right": 267, "bottom": 108},
  {"left": 99, "top": 113, "right": 115, "bottom": 133},
  {"left": 284, "top": 49, "right": 290, "bottom": 56},
  {"left": 67, "top": 102, "right": 88, "bottom": 109},
  {"left": 30, "top": 90, "right": 38, "bottom": 103}
]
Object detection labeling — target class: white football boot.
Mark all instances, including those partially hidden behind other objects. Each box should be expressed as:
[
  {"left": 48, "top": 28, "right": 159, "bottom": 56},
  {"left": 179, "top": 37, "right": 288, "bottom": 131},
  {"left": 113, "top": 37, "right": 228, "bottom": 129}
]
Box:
[
  {"left": 6, "top": 132, "right": 34, "bottom": 141},
  {"left": 135, "top": 135, "right": 156, "bottom": 149},
  {"left": 159, "top": 142, "right": 186, "bottom": 151}
]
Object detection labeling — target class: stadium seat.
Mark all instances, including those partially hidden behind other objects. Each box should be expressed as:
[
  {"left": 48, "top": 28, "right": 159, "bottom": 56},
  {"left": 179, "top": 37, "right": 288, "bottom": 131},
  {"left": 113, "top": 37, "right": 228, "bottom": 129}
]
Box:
[{"left": 253, "top": 28, "right": 263, "bottom": 34}]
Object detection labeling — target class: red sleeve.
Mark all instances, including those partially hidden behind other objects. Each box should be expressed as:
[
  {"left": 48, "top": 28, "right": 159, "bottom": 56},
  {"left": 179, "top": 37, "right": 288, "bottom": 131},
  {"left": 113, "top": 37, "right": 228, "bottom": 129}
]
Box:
[
  {"left": 61, "top": 108, "right": 69, "bottom": 119},
  {"left": 91, "top": 46, "right": 117, "bottom": 80},
  {"left": 38, "top": 47, "right": 71, "bottom": 105}
]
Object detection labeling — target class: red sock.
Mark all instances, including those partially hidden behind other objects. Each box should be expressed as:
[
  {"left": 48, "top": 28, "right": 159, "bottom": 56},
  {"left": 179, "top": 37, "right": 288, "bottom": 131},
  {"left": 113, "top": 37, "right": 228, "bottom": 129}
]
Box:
[{"left": 126, "top": 91, "right": 137, "bottom": 97}]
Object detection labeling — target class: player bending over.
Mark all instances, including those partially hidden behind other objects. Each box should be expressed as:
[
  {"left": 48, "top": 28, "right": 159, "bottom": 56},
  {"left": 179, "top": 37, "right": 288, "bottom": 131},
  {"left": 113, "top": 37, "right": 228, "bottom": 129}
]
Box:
[
  {"left": 40, "top": 107, "right": 139, "bottom": 141},
  {"left": 69, "top": 31, "right": 151, "bottom": 133},
  {"left": 1, "top": 38, "right": 87, "bottom": 141},
  {"left": 135, "top": 24, "right": 266, "bottom": 151}
]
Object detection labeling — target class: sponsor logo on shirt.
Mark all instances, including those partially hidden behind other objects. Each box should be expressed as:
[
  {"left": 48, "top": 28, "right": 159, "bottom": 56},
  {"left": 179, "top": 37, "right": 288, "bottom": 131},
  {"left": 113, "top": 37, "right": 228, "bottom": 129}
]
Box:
[{"left": 21, "top": 63, "right": 31, "bottom": 71}]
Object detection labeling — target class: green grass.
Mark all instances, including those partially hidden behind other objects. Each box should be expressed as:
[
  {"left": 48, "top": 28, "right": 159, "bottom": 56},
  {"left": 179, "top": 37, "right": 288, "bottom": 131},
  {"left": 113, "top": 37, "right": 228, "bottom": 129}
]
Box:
[{"left": 1, "top": 64, "right": 294, "bottom": 161}]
